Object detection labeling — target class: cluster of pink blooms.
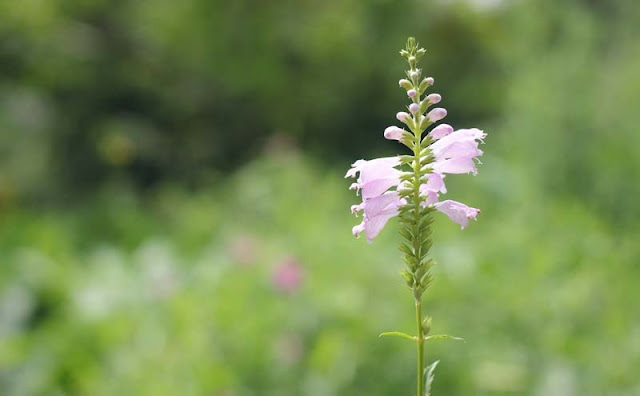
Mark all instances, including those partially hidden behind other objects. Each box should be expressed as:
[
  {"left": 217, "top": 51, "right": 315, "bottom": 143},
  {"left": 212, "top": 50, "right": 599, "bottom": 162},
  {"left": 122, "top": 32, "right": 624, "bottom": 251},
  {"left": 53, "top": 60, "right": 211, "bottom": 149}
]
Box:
[{"left": 346, "top": 79, "right": 486, "bottom": 241}]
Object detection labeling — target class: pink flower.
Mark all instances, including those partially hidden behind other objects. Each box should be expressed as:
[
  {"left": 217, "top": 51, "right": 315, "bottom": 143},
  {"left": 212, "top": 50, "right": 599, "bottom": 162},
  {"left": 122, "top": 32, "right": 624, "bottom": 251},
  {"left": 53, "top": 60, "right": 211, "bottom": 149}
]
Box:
[
  {"left": 345, "top": 157, "right": 402, "bottom": 199},
  {"left": 433, "top": 200, "right": 480, "bottom": 229},
  {"left": 431, "top": 140, "right": 483, "bottom": 161},
  {"left": 272, "top": 258, "right": 303, "bottom": 293},
  {"left": 384, "top": 126, "right": 405, "bottom": 141},
  {"left": 427, "top": 108, "right": 447, "bottom": 122},
  {"left": 352, "top": 191, "right": 406, "bottom": 241},
  {"left": 425, "top": 93, "right": 441, "bottom": 104},
  {"left": 430, "top": 128, "right": 486, "bottom": 156},
  {"left": 429, "top": 124, "right": 453, "bottom": 140},
  {"left": 420, "top": 173, "right": 447, "bottom": 205},
  {"left": 431, "top": 157, "right": 478, "bottom": 175},
  {"left": 396, "top": 112, "right": 411, "bottom": 123},
  {"left": 428, "top": 128, "right": 486, "bottom": 175}
]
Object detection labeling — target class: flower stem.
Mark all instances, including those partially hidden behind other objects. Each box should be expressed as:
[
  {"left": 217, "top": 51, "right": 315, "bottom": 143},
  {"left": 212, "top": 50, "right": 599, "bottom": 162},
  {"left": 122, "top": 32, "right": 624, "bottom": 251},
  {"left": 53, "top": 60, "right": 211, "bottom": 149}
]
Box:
[{"left": 415, "top": 299, "right": 425, "bottom": 396}]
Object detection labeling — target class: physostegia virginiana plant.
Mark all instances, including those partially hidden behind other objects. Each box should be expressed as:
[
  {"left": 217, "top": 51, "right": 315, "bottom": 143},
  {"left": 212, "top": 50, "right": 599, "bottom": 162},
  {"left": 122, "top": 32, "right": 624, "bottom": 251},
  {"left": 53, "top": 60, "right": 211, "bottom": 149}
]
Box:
[{"left": 346, "top": 37, "right": 486, "bottom": 396}]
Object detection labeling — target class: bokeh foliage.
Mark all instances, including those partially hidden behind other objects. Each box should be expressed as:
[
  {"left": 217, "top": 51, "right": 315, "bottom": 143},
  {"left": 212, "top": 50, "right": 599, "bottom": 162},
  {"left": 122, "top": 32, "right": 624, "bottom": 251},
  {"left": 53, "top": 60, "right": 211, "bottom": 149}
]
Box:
[{"left": 1, "top": 0, "right": 640, "bottom": 395}]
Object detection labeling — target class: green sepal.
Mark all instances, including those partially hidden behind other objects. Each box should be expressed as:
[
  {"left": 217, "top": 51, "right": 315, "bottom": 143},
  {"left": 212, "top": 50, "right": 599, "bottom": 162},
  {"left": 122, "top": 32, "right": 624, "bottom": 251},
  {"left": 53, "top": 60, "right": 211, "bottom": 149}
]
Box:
[
  {"left": 401, "top": 270, "right": 414, "bottom": 287},
  {"left": 421, "top": 135, "right": 433, "bottom": 148},
  {"left": 400, "top": 173, "right": 415, "bottom": 182},
  {"left": 424, "top": 360, "right": 439, "bottom": 396},
  {"left": 398, "top": 155, "right": 415, "bottom": 164},
  {"left": 379, "top": 331, "right": 416, "bottom": 342},
  {"left": 399, "top": 242, "right": 414, "bottom": 257},
  {"left": 419, "top": 116, "right": 432, "bottom": 131},
  {"left": 419, "top": 78, "right": 433, "bottom": 94},
  {"left": 399, "top": 228, "right": 412, "bottom": 243},
  {"left": 425, "top": 334, "right": 465, "bottom": 343}
]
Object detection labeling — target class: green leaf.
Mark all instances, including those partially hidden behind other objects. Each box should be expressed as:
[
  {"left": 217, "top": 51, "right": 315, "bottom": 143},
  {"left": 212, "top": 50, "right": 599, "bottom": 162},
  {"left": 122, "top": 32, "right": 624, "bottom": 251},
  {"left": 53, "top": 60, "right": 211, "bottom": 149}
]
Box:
[
  {"left": 424, "top": 360, "right": 439, "bottom": 396},
  {"left": 378, "top": 331, "right": 416, "bottom": 342},
  {"left": 425, "top": 334, "right": 465, "bottom": 343}
]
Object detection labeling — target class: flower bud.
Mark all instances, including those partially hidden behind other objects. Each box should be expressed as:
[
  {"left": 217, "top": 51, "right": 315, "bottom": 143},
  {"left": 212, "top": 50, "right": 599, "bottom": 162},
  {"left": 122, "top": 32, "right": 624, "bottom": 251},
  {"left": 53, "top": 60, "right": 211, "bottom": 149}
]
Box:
[
  {"left": 398, "top": 79, "right": 412, "bottom": 90},
  {"left": 427, "top": 107, "right": 447, "bottom": 122},
  {"left": 407, "top": 89, "right": 417, "bottom": 98},
  {"left": 401, "top": 270, "right": 414, "bottom": 287},
  {"left": 384, "top": 126, "right": 404, "bottom": 141},
  {"left": 419, "top": 77, "right": 434, "bottom": 93},
  {"left": 422, "top": 316, "right": 432, "bottom": 335},
  {"left": 429, "top": 123, "right": 453, "bottom": 139},
  {"left": 410, "top": 70, "right": 419, "bottom": 79},
  {"left": 409, "top": 103, "right": 420, "bottom": 114},
  {"left": 426, "top": 93, "right": 441, "bottom": 104},
  {"left": 396, "top": 112, "right": 411, "bottom": 122}
]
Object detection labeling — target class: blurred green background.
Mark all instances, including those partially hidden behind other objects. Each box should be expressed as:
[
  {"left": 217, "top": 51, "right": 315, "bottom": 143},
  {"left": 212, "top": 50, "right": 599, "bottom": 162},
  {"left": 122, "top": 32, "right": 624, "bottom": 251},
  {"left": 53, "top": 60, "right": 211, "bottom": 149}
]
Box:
[{"left": 1, "top": 0, "right": 640, "bottom": 395}]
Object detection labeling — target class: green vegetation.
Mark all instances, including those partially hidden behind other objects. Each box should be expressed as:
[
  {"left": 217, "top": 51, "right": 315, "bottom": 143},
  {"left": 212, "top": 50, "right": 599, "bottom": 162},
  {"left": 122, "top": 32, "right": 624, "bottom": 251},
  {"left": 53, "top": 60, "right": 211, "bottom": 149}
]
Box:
[
  {"left": 1, "top": 0, "right": 640, "bottom": 394},
  {"left": 2, "top": 154, "right": 639, "bottom": 395}
]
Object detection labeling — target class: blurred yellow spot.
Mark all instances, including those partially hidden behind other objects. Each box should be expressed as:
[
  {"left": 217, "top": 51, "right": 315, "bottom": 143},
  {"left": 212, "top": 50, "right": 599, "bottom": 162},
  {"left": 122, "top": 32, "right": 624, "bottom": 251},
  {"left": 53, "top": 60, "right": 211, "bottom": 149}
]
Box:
[{"left": 99, "top": 133, "right": 136, "bottom": 166}]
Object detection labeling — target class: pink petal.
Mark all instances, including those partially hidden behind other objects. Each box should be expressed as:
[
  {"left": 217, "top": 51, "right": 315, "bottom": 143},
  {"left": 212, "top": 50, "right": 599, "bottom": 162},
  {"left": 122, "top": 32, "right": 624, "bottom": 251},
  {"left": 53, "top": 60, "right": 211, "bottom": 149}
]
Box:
[
  {"left": 434, "top": 200, "right": 480, "bottom": 229},
  {"left": 425, "top": 172, "right": 446, "bottom": 194},
  {"left": 363, "top": 191, "right": 402, "bottom": 217},
  {"left": 429, "top": 124, "right": 454, "bottom": 140},
  {"left": 352, "top": 222, "right": 365, "bottom": 237},
  {"left": 353, "top": 192, "right": 406, "bottom": 241},
  {"left": 427, "top": 108, "right": 447, "bottom": 122},
  {"left": 360, "top": 177, "right": 401, "bottom": 199},
  {"left": 431, "top": 157, "right": 477, "bottom": 175},
  {"left": 424, "top": 190, "right": 439, "bottom": 206},
  {"left": 432, "top": 140, "right": 483, "bottom": 161},
  {"left": 358, "top": 157, "right": 401, "bottom": 183}
]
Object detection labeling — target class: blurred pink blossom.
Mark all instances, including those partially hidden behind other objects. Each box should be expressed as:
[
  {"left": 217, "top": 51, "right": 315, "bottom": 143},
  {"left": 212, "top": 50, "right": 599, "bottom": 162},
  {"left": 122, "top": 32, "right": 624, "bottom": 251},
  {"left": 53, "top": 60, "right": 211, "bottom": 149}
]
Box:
[{"left": 272, "top": 257, "right": 303, "bottom": 293}]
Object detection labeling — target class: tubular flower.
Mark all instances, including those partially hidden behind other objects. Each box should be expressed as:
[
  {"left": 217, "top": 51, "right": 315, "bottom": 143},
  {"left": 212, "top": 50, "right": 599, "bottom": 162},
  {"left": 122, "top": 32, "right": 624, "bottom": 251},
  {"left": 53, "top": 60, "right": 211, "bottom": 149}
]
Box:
[
  {"left": 351, "top": 191, "right": 407, "bottom": 241},
  {"left": 433, "top": 200, "right": 480, "bottom": 229},
  {"left": 345, "top": 157, "right": 402, "bottom": 199}
]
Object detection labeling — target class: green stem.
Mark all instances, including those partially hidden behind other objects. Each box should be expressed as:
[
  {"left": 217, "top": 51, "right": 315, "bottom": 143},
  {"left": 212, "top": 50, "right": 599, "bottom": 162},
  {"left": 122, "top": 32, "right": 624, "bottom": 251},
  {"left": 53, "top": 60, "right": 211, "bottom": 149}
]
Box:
[{"left": 415, "top": 299, "right": 424, "bottom": 396}]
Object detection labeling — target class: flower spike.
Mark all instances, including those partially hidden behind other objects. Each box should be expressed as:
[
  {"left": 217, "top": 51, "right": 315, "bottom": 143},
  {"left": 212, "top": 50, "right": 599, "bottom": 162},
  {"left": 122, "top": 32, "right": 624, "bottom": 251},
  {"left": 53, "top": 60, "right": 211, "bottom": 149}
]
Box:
[{"left": 345, "top": 37, "right": 486, "bottom": 396}]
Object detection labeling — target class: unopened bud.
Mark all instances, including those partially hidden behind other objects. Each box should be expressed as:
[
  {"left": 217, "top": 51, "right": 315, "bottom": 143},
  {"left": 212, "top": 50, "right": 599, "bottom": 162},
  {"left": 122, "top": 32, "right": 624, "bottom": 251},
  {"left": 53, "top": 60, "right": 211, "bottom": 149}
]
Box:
[
  {"left": 398, "top": 79, "right": 412, "bottom": 90},
  {"left": 409, "top": 103, "right": 420, "bottom": 114},
  {"left": 408, "top": 56, "right": 416, "bottom": 63},
  {"left": 418, "top": 77, "right": 434, "bottom": 93},
  {"left": 427, "top": 107, "right": 447, "bottom": 122},
  {"left": 426, "top": 93, "right": 441, "bottom": 104},
  {"left": 396, "top": 112, "right": 411, "bottom": 123},
  {"left": 416, "top": 48, "right": 426, "bottom": 57},
  {"left": 422, "top": 317, "right": 432, "bottom": 335},
  {"left": 384, "top": 126, "right": 404, "bottom": 141},
  {"left": 401, "top": 270, "right": 414, "bottom": 287},
  {"left": 429, "top": 124, "right": 453, "bottom": 139},
  {"left": 407, "top": 89, "right": 417, "bottom": 98},
  {"left": 410, "top": 70, "right": 419, "bottom": 79}
]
